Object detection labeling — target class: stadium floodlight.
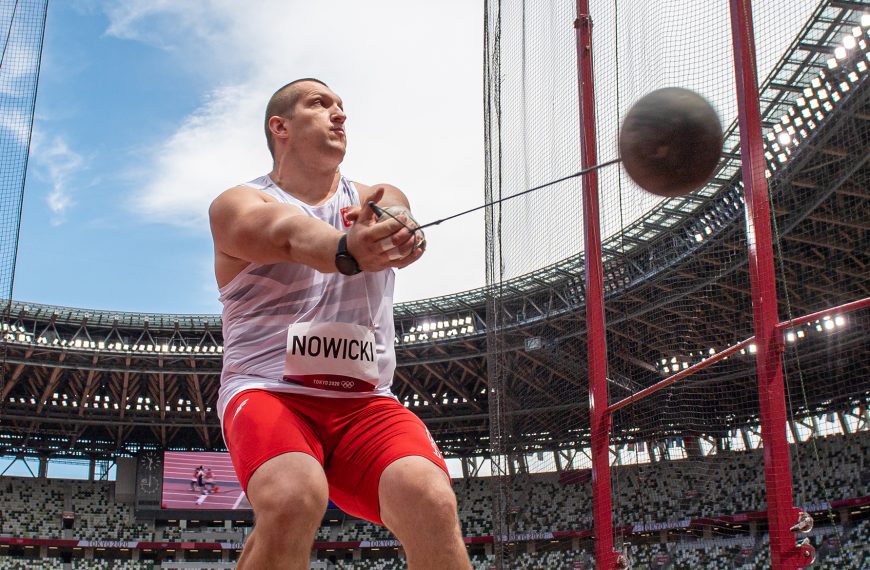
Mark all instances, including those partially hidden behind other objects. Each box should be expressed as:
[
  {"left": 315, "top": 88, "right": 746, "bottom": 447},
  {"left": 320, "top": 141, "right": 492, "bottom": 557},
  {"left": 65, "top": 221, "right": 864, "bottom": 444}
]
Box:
[
  {"left": 834, "top": 315, "right": 846, "bottom": 327},
  {"left": 835, "top": 46, "right": 847, "bottom": 60},
  {"left": 844, "top": 35, "right": 856, "bottom": 50}
]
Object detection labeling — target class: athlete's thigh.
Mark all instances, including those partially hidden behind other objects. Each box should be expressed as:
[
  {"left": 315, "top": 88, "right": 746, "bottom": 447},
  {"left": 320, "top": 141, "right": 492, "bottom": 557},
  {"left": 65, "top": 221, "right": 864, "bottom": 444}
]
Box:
[
  {"left": 325, "top": 396, "right": 448, "bottom": 525},
  {"left": 223, "top": 389, "right": 326, "bottom": 495}
]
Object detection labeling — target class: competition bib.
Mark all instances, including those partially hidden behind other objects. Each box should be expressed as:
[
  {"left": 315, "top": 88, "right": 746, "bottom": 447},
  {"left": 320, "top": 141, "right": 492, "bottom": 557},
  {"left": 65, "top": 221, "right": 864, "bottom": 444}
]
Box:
[{"left": 282, "top": 322, "right": 379, "bottom": 392}]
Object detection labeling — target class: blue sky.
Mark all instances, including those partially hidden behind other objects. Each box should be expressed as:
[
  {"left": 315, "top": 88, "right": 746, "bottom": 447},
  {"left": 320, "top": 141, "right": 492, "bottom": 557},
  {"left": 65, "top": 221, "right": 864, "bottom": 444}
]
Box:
[
  {"left": 11, "top": 0, "right": 819, "bottom": 315},
  {"left": 13, "top": 1, "right": 485, "bottom": 314}
]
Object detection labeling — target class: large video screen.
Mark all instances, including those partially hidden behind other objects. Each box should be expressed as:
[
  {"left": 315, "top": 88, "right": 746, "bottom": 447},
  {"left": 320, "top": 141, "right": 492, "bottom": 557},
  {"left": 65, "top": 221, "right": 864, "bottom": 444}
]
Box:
[{"left": 162, "top": 451, "right": 252, "bottom": 511}]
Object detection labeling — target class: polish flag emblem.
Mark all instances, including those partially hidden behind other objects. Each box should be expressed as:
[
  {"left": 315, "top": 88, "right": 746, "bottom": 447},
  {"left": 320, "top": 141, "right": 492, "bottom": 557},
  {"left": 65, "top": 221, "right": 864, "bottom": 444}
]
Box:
[{"left": 340, "top": 207, "right": 352, "bottom": 228}]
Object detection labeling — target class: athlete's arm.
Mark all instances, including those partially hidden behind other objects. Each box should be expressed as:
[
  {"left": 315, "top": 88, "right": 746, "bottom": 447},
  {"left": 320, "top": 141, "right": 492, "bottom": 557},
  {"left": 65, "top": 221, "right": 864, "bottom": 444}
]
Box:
[{"left": 209, "top": 186, "right": 415, "bottom": 275}]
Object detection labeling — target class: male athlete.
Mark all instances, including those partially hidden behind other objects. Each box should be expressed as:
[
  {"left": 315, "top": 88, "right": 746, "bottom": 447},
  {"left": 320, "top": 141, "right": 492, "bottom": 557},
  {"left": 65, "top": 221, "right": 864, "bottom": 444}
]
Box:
[{"left": 209, "top": 78, "right": 471, "bottom": 569}]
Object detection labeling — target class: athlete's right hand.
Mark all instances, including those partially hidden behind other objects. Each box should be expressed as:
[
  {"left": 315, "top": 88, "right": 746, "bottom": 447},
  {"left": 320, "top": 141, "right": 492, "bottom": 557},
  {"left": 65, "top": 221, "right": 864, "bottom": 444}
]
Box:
[{"left": 343, "top": 188, "right": 419, "bottom": 271}]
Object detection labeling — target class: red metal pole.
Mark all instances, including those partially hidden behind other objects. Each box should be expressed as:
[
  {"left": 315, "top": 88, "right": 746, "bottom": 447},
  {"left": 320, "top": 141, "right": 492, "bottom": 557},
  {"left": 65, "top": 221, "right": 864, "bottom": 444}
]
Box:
[
  {"left": 574, "top": 2, "right": 620, "bottom": 568},
  {"left": 775, "top": 297, "right": 870, "bottom": 331},
  {"left": 729, "top": 1, "right": 812, "bottom": 568},
  {"left": 608, "top": 336, "right": 755, "bottom": 414},
  {"left": 609, "top": 297, "right": 869, "bottom": 413}
]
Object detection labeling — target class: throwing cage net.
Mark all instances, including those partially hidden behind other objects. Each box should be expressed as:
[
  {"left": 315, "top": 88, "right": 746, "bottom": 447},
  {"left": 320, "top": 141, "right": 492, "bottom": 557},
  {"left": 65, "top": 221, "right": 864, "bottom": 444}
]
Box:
[
  {"left": 0, "top": 1, "right": 48, "bottom": 392},
  {"left": 484, "top": 0, "right": 868, "bottom": 568}
]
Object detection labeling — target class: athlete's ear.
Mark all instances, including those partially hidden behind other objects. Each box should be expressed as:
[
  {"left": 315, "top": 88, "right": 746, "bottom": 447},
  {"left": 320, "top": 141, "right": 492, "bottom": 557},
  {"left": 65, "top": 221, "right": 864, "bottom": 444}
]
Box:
[{"left": 268, "top": 115, "right": 290, "bottom": 141}]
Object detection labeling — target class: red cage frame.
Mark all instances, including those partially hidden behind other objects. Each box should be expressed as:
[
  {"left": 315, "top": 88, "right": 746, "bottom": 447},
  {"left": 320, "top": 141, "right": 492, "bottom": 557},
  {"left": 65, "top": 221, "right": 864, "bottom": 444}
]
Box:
[{"left": 575, "top": 1, "right": 868, "bottom": 568}]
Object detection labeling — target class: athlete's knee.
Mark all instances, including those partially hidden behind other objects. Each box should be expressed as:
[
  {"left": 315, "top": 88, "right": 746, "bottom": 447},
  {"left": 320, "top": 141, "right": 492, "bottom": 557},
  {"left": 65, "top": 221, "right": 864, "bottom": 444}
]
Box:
[
  {"left": 258, "top": 479, "right": 327, "bottom": 524},
  {"left": 259, "top": 486, "right": 328, "bottom": 528},
  {"left": 248, "top": 454, "right": 328, "bottom": 528},
  {"left": 415, "top": 481, "right": 459, "bottom": 526},
  {"left": 381, "top": 459, "right": 458, "bottom": 530}
]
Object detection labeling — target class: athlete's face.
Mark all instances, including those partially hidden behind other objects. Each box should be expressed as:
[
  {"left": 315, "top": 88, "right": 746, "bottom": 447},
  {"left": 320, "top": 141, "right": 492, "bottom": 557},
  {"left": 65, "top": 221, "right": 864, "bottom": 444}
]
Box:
[{"left": 286, "top": 83, "right": 347, "bottom": 165}]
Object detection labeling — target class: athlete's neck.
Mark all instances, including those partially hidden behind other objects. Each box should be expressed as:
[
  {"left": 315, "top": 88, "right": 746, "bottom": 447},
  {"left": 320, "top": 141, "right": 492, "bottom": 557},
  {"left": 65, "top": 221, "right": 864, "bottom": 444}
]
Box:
[{"left": 269, "top": 161, "right": 341, "bottom": 206}]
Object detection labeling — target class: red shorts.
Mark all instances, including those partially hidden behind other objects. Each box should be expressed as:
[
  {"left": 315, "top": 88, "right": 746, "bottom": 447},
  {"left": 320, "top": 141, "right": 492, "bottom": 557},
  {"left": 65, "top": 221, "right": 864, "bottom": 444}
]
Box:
[{"left": 222, "top": 389, "right": 448, "bottom": 525}]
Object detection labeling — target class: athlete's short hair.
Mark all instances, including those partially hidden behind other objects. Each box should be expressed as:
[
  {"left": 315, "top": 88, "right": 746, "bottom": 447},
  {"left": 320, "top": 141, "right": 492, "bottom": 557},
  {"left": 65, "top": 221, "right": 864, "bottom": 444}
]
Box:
[{"left": 264, "top": 78, "right": 330, "bottom": 158}]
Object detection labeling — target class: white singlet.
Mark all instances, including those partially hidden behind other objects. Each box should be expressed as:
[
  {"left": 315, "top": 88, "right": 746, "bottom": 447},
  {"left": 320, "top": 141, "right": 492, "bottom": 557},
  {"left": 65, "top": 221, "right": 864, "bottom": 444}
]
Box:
[{"left": 216, "top": 174, "right": 397, "bottom": 426}]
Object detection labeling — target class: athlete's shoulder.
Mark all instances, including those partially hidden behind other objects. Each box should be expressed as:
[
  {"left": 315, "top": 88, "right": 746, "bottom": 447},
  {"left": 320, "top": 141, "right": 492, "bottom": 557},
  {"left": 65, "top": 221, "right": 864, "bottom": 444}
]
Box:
[
  {"left": 211, "top": 183, "right": 278, "bottom": 214},
  {"left": 348, "top": 180, "right": 403, "bottom": 203}
]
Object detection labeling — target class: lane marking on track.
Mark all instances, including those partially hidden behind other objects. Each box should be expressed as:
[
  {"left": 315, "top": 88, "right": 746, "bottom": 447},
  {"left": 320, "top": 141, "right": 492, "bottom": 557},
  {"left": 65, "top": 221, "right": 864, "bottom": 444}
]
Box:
[{"left": 233, "top": 491, "right": 248, "bottom": 511}]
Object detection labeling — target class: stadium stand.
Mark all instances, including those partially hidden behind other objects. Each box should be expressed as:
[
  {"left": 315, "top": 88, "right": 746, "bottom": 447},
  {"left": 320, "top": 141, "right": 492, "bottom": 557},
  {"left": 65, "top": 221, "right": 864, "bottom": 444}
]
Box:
[
  {"left": 0, "top": 479, "right": 151, "bottom": 541},
  {"left": 0, "top": 430, "right": 865, "bottom": 567}
]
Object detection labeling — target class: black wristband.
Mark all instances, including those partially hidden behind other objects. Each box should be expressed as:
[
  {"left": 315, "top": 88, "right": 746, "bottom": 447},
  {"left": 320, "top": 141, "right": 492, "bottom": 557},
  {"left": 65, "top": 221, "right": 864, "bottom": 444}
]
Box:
[{"left": 335, "top": 234, "right": 361, "bottom": 276}]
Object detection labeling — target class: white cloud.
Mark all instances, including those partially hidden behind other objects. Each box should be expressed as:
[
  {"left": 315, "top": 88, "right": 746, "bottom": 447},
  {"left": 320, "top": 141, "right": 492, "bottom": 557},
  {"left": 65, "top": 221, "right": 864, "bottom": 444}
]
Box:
[
  {"left": 128, "top": 82, "right": 270, "bottom": 228},
  {"left": 109, "top": 0, "right": 486, "bottom": 300},
  {"left": 30, "top": 133, "right": 85, "bottom": 224},
  {"left": 0, "top": 107, "right": 34, "bottom": 147},
  {"left": 103, "top": 0, "right": 226, "bottom": 51}
]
